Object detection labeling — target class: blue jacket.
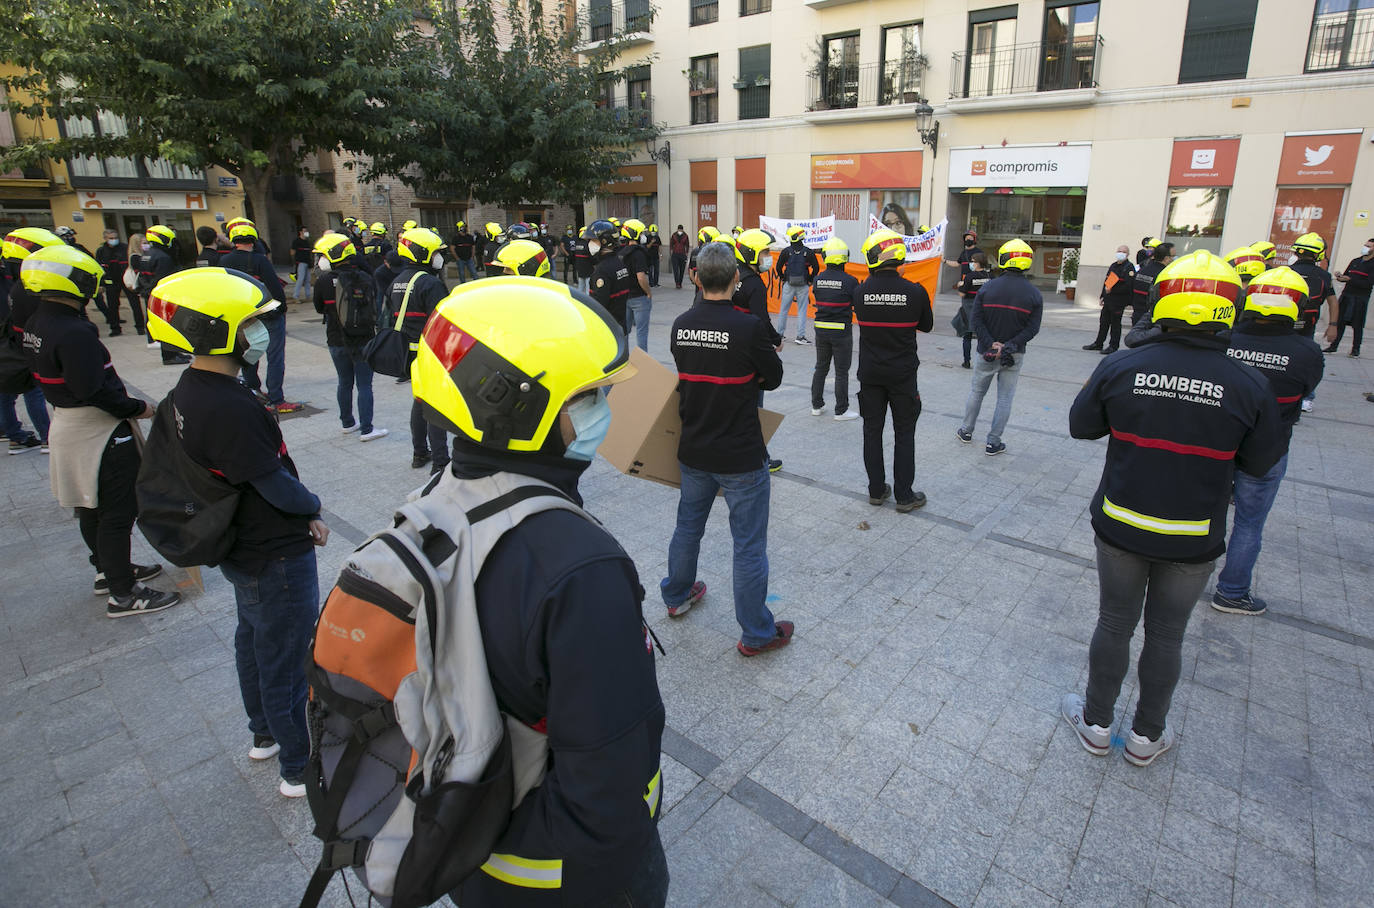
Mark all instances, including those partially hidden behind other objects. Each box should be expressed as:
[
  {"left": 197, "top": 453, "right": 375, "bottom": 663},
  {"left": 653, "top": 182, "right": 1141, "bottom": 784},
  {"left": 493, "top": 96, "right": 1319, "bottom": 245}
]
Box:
[{"left": 971, "top": 271, "right": 1043, "bottom": 354}]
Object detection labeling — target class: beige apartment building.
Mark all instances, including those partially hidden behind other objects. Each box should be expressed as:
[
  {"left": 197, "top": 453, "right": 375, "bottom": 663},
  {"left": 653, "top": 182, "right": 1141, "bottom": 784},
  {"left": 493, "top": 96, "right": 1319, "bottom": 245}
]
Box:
[{"left": 586, "top": 0, "right": 1374, "bottom": 298}]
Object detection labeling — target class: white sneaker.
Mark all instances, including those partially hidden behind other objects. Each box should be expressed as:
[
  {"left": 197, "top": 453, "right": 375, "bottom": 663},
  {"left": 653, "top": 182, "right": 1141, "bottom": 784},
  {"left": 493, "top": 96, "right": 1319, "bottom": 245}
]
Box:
[
  {"left": 341, "top": 423, "right": 360, "bottom": 435},
  {"left": 1123, "top": 726, "right": 1175, "bottom": 767},
  {"left": 1061, "top": 693, "right": 1111, "bottom": 756},
  {"left": 147, "top": 339, "right": 159, "bottom": 349},
  {"left": 248, "top": 735, "right": 281, "bottom": 760},
  {"left": 360, "top": 427, "right": 389, "bottom": 442},
  {"left": 834, "top": 411, "right": 859, "bottom": 421},
  {"left": 794, "top": 336, "right": 810, "bottom": 345},
  {"left": 1300, "top": 399, "right": 1314, "bottom": 412},
  {"left": 279, "top": 777, "right": 307, "bottom": 798},
  {"left": 810, "top": 407, "right": 824, "bottom": 416}
]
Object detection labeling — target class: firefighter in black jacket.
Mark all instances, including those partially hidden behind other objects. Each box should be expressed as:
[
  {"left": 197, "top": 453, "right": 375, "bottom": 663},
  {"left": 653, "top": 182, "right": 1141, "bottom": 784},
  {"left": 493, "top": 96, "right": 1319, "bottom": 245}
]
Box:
[
  {"left": 1130, "top": 241, "right": 1173, "bottom": 328},
  {"left": 1063, "top": 250, "right": 1283, "bottom": 769},
  {"left": 732, "top": 229, "right": 785, "bottom": 472},
  {"left": 361, "top": 222, "right": 392, "bottom": 272},
  {"left": 664, "top": 241, "right": 790, "bottom": 656},
  {"left": 220, "top": 222, "right": 300, "bottom": 412},
  {"left": 853, "top": 228, "right": 933, "bottom": 512},
  {"left": 404, "top": 277, "right": 668, "bottom": 908},
  {"left": 810, "top": 237, "right": 860, "bottom": 420},
  {"left": 1328, "top": 237, "right": 1374, "bottom": 356},
  {"left": 482, "top": 223, "right": 506, "bottom": 277},
  {"left": 1085, "top": 244, "right": 1136, "bottom": 353},
  {"left": 136, "top": 226, "right": 193, "bottom": 365},
  {"left": 587, "top": 219, "right": 635, "bottom": 334},
  {"left": 94, "top": 229, "right": 140, "bottom": 337},
  {"left": 1289, "top": 232, "right": 1338, "bottom": 345},
  {"left": 389, "top": 227, "right": 451, "bottom": 473},
  {"left": 773, "top": 226, "right": 819, "bottom": 344},
  {"left": 1213, "top": 266, "right": 1324, "bottom": 616},
  {"left": 958, "top": 239, "right": 1043, "bottom": 456},
  {"left": 688, "top": 225, "right": 720, "bottom": 303}
]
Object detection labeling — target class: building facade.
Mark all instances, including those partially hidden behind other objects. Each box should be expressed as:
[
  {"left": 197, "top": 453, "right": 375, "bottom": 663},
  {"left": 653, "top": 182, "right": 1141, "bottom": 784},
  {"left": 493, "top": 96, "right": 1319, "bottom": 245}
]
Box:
[{"left": 587, "top": 0, "right": 1374, "bottom": 298}]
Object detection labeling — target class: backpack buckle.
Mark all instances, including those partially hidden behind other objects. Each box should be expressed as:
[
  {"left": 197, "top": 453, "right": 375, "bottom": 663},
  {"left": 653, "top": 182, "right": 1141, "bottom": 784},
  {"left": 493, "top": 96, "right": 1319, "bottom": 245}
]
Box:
[
  {"left": 321, "top": 838, "right": 369, "bottom": 870},
  {"left": 352, "top": 702, "right": 397, "bottom": 743}
]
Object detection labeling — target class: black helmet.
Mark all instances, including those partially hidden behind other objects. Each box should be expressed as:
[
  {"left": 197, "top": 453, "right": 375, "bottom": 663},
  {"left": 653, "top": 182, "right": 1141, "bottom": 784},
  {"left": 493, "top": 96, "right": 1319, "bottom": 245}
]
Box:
[
  {"left": 506, "top": 223, "right": 533, "bottom": 241},
  {"left": 588, "top": 219, "right": 620, "bottom": 247}
]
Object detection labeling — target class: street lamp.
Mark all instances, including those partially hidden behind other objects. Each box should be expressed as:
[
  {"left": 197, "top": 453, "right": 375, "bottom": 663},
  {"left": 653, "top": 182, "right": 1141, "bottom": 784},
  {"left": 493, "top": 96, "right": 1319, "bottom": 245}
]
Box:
[
  {"left": 645, "top": 138, "right": 671, "bottom": 232},
  {"left": 914, "top": 100, "right": 939, "bottom": 158}
]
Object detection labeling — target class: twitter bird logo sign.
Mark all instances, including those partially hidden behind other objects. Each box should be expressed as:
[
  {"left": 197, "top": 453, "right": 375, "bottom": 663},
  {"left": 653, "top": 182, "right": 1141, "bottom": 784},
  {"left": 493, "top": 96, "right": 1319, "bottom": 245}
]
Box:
[{"left": 1304, "top": 145, "right": 1335, "bottom": 167}]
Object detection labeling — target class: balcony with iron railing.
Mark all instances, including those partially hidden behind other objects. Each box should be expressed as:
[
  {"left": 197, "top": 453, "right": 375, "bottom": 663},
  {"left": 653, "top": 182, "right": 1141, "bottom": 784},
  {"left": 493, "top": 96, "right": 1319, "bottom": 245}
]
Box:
[
  {"left": 599, "top": 94, "right": 655, "bottom": 129},
  {"left": 950, "top": 37, "right": 1103, "bottom": 105},
  {"left": 806, "top": 60, "right": 927, "bottom": 112},
  {"left": 579, "top": 1, "right": 654, "bottom": 47}
]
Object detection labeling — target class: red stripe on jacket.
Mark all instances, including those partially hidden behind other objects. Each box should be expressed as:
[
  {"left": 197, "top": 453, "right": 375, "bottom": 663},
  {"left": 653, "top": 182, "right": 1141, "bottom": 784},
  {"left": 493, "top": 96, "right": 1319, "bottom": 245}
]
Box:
[{"left": 1110, "top": 428, "right": 1236, "bottom": 460}]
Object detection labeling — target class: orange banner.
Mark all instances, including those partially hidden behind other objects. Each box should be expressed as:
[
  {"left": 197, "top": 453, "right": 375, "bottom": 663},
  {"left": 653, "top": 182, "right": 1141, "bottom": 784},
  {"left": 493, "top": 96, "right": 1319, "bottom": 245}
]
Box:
[{"left": 764, "top": 258, "right": 940, "bottom": 318}]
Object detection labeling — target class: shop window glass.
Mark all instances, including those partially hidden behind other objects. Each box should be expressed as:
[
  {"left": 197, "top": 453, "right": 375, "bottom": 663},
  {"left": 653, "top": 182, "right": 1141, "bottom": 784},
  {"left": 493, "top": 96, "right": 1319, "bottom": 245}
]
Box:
[
  {"left": 870, "top": 191, "right": 922, "bottom": 234},
  {"left": 1178, "top": 0, "right": 1257, "bottom": 83},
  {"left": 1165, "top": 187, "right": 1229, "bottom": 254},
  {"left": 1307, "top": 0, "right": 1374, "bottom": 71}
]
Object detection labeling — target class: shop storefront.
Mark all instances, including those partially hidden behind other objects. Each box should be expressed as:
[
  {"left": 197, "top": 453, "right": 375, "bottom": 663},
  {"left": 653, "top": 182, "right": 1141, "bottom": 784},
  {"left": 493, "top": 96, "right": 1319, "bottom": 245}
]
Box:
[
  {"left": 1269, "top": 131, "right": 1360, "bottom": 261},
  {"left": 691, "top": 160, "right": 717, "bottom": 234},
  {"left": 74, "top": 188, "right": 221, "bottom": 265},
  {"left": 947, "top": 143, "right": 1091, "bottom": 291},
  {"left": 599, "top": 164, "right": 658, "bottom": 224},
  {"left": 810, "top": 151, "right": 923, "bottom": 254},
  {"left": 1164, "top": 138, "right": 1239, "bottom": 255}
]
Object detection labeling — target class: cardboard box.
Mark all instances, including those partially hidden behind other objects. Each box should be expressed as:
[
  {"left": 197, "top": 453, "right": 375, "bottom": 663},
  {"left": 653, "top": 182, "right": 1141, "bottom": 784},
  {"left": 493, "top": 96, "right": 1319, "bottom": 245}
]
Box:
[{"left": 599, "top": 348, "right": 783, "bottom": 488}]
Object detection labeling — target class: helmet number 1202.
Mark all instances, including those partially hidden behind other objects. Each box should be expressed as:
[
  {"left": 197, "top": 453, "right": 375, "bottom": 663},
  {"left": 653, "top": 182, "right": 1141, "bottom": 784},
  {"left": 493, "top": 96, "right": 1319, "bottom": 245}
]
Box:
[{"left": 1213, "top": 305, "right": 1234, "bottom": 320}]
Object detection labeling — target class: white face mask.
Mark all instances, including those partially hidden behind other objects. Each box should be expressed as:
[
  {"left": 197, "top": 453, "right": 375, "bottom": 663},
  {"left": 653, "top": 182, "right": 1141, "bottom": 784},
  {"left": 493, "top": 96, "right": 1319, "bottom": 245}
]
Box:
[
  {"left": 430, "top": 253, "right": 444, "bottom": 271},
  {"left": 302, "top": 232, "right": 310, "bottom": 240},
  {"left": 317, "top": 257, "right": 332, "bottom": 273},
  {"left": 1115, "top": 251, "right": 1127, "bottom": 261},
  {"left": 761, "top": 255, "right": 774, "bottom": 270},
  {"left": 106, "top": 238, "right": 118, "bottom": 246},
  {"left": 588, "top": 240, "right": 602, "bottom": 256},
  {"left": 241, "top": 321, "right": 270, "bottom": 365},
  {"left": 1364, "top": 246, "right": 1371, "bottom": 255}
]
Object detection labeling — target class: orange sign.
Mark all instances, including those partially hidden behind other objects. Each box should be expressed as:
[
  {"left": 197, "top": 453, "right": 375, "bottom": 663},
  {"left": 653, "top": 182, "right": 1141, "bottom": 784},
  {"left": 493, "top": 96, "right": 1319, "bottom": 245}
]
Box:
[
  {"left": 1276, "top": 133, "right": 1360, "bottom": 185},
  {"left": 1270, "top": 187, "right": 1345, "bottom": 261},
  {"left": 764, "top": 258, "right": 939, "bottom": 317},
  {"left": 1169, "top": 138, "right": 1240, "bottom": 186},
  {"left": 696, "top": 192, "right": 717, "bottom": 231},
  {"left": 810, "top": 151, "right": 922, "bottom": 189},
  {"left": 971, "top": 160, "right": 987, "bottom": 177},
  {"left": 602, "top": 164, "right": 658, "bottom": 194}
]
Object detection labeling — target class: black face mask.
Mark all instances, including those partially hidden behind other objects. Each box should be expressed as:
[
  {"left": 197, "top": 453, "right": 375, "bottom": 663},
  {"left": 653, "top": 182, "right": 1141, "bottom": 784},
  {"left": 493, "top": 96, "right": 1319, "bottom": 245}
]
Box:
[{"left": 964, "top": 240, "right": 975, "bottom": 247}]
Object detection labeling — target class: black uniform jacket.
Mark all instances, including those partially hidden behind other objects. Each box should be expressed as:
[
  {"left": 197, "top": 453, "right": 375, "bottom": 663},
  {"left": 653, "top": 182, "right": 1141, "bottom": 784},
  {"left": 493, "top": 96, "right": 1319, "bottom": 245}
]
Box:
[
  {"left": 1227, "top": 316, "right": 1324, "bottom": 442},
  {"left": 1070, "top": 331, "right": 1284, "bottom": 563},
  {"left": 731, "top": 266, "right": 783, "bottom": 347},
  {"left": 853, "top": 267, "right": 933, "bottom": 384},
  {"left": 811, "top": 264, "right": 859, "bottom": 329},
  {"left": 670, "top": 297, "right": 783, "bottom": 474}
]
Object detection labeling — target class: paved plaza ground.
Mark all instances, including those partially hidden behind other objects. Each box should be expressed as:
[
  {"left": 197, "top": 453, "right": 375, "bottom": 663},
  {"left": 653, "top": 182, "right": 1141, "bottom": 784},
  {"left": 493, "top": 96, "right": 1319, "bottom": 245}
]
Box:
[{"left": 0, "top": 278, "right": 1371, "bottom": 907}]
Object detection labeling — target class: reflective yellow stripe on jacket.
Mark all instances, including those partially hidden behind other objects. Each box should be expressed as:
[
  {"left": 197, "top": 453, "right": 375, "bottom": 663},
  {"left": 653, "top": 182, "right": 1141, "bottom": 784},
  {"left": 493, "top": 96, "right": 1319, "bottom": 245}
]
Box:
[
  {"left": 644, "top": 767, "right": 662, "bottom": 818},
  {"left": 480, "top": 853, "right": 563, "bottom": 889},
  {"left": 1102, "top": 496, "right": 1210, "bottom": 536},
  {"left": 813, "top": 320, "right": 848, "bottom": 330}
]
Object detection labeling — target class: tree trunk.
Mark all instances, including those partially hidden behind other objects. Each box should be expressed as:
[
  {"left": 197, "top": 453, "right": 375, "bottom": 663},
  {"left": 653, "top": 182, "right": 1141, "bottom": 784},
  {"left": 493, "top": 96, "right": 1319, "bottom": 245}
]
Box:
[{"left": 239, "top": 163, "right": 277, "bottom": 265}]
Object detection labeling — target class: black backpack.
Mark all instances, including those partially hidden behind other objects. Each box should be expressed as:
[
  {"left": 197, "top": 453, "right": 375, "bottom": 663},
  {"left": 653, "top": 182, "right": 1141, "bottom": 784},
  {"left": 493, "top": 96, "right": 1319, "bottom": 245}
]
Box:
[
  {"left": 787, "top": 246, "right": 811, "bottom": 286},
  {"left": 334, "top": 270, "right": 376, "bottom": 340},
  {"left": 135, "top": 392, "right": 240, "bottom": 567}
]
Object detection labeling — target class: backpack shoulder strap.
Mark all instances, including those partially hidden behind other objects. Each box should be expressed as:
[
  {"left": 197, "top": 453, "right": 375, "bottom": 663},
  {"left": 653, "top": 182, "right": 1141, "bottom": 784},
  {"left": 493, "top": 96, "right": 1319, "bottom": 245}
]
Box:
[{"left": 393, "top": 271, "right": 424, "bottom": 330}]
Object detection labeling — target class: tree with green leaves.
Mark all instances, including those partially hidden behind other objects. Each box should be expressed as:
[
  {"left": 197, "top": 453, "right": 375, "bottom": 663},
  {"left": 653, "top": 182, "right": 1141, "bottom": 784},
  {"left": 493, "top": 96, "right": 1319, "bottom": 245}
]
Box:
[
  {"left": 363, "top": 0, "right": 659, "bottom": 209},
  {"left": 0, "top": 0, "right": 424, "bottom": 251}
]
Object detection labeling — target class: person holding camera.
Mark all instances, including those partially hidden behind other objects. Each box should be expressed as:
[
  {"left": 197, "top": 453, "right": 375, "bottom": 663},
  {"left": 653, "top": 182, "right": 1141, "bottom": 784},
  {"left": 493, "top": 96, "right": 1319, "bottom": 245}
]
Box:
[{"left": 955, "top": 239, "right": 1043, "bottom": 456}]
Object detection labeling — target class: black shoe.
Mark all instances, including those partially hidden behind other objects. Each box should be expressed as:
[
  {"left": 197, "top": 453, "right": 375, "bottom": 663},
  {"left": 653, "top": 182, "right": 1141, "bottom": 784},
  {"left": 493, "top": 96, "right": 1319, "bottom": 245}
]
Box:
[
  {"left": 1211, "top": 591, "right": 1267, "bottom": 615},
  {"left": 94, "top": 563, "right": 162, "bottom": 597},
  {"left": 411, "top": 453, "right": 431, "bottom": 469},
  {"left": 395, "top": 375, "right": 410, "bottom": 384},
  {"left": 1351, "top": 349, "right": 1361, "bottom": 358},
  {"left": 108, "top": 328, "right": 122, "bottom": 337},
  {"left": 7, "top": 435, "right": 41, "bottom": 455},
  {"left": 985, "top": 442, "right": 1006, "bottom": 456},
  {"left": 1082, "top": 343, "right": 1103, "bottom": 351},
  {"left": 767, "top": 459, "right": 783, "bottom": 473},
  {"left": 135, "top": 328, "right": 146, "bottom": 336},
  {"left": 106, "top": 584, "right": 181, "bottom": 618},
  {"left": 868, "top": 484, "right": 891, "bottom": 506},
  {"left": 955, "top": 427, "right": 973, "bottom": 444},
  {"left": 1322, "top": 343, "right": 1339, "bottom": 353},
  {"left": 162, "top": 353, "right": 192, "bottom": 365},
  {"left": 895, "top": 492, "right": 927, "bottom": 513},
  {"left": 961, "top": 360, "right": 971, "bottom": 369},
  {"left": 1100, "top": 346, "right": 1118, "bottom": 355}
]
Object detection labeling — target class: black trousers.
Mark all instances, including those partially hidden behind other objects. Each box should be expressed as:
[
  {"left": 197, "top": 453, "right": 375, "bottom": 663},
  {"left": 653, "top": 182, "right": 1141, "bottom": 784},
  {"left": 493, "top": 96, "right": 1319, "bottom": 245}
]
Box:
[
  {"left": 647, "top": 255, "right": 661, "bottom": 287},
  {"left": 75, "top": 422, "right": 140, "bottom": 598},
  {"left": 409, "top": 399, "right": 450, "bottom": 472},
  {"left": 858, "top": 376, "right": 921, "bottom": 503},
  {"left": 1333, "top": 293, "right": 1368, "bottom": 351},
  {"left": 671, "top": 253, "right": 687, "bottom": 287},
  {"left": 102, "top": 283, "right": 141, "bottom": 332},
  {"left": 1092, "top": 300, "right": 1128, "bottom": 348},
  {"left": 811, "top": 328, "right": 853, "bottom": 413}
]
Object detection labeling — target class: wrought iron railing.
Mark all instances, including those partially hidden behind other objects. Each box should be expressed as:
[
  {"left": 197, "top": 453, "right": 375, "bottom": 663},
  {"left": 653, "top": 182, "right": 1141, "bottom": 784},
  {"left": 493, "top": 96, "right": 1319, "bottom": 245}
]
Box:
[
  {"left": 807, "top": 60, "right": 926, "bottom": 111},
  {"left": 950, "top": 36, "right": 1103, "bottom": 98},
  {"left": 583, "top": 0, "right": 653, "bottom": 43}
]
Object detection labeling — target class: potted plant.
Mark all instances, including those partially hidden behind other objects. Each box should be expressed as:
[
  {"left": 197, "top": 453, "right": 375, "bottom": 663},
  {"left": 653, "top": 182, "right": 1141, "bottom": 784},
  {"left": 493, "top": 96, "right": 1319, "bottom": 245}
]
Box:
[{"left": 1061, "top": 248, "right": 1079, "bottom": 301}]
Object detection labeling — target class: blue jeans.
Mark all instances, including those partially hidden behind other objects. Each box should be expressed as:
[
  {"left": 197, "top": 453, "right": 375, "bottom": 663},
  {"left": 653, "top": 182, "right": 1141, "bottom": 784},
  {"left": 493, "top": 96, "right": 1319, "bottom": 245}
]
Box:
[
  {"left": 293, "top": 263, "right": 312, "bottom": 300},
  {"left": 455, "top": 257, "right": 477, "bottom": 282},
  {"left": 960, "top": 352, "right": 1022, "bottom": 445},
  {"left": 241, "top": 314, "right": 287, "bottom": 404},
  {"left": 777, "top": 283, "right": 810, "bottom": 339},
  {"left": 1216, "top": 452, "right": 1288, "bottom": 599},
  {"left": 626, "top": 295, "right": 651, "bottom": 352},
  {"left": 577, "top": 276, "right": 590, "bottom": 295},
  {"left": 661, "top": 463, "right": 776, "bottom": 648},
  {"left": 221, "top": 551, "right": 320, "bottom": 779},
  {"left": 328, "top": 345, "right": 375, "bottom": 433},
  {"left": 0, "top": 387, "right": 49, "bottom": 442}
]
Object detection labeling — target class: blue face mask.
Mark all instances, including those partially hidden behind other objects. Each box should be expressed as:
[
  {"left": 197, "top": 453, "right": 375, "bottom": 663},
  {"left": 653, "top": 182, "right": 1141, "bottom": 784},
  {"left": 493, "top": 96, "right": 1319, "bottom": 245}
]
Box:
[
  {"left": 241, "top": 321, "right": 270, "bottom": 365},
  {"left": 563, "top": 390, "right": 611, "bottom": 461}
]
